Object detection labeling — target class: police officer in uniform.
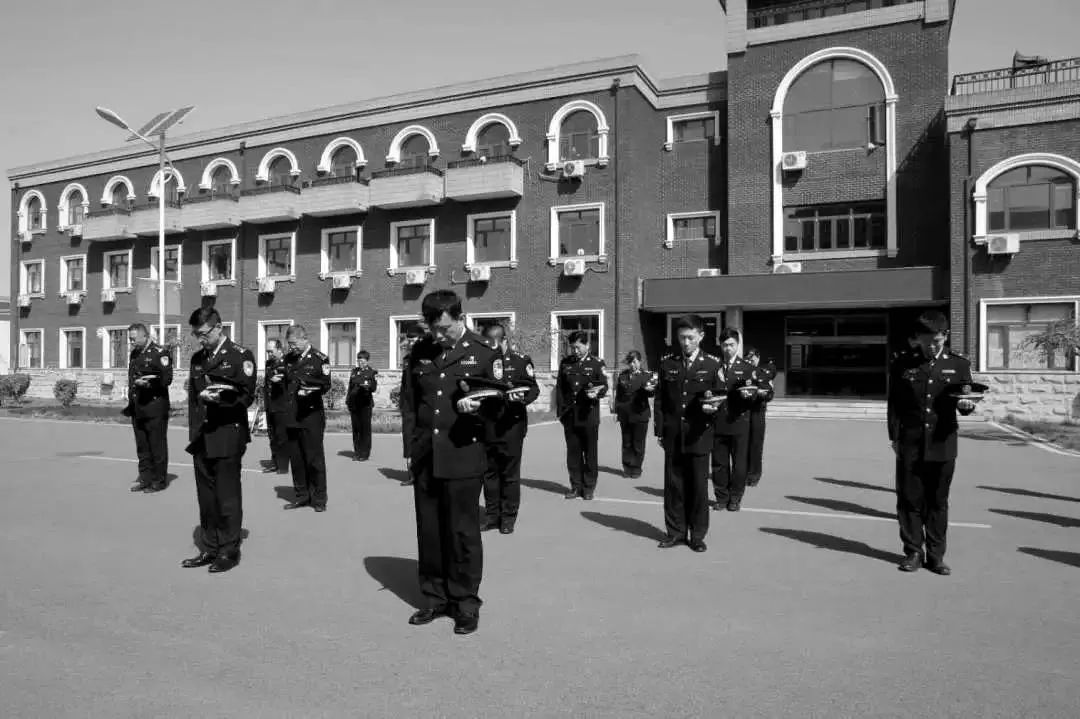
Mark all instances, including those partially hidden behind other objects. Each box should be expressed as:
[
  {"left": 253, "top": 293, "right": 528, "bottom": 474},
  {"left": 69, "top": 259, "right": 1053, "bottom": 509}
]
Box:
[
  {"left": 613, "top": 350, "right": 655, "bottom": 479},
  {"left": 124, "top": 322, "right": 174, "bottom": 493},
  {"left": 346, "top": 349, "right": 378, "bottom": 461},
  {"left": 398, "top": 325, "right": 425, "bottom": 487},
  {"left": 711, "top": 328, "right": 765, "bottom": 512},
  {"left": 402, "top": 290, "right": 502, "bottom": 635},
  {"left": 655, "top": 315, "right": 725, "bottom": 552},
  {"left": 744, "top": 347, "right": 776, "bottom": 488},
  {"left": 556, "top": 331, "right": 608, "bottom": 500},
  {"left": 282, "top": 325, "right": 332, "bottom": 512},
  {"left": 888, "top": 311, "right": 978, "bottom": 576},
  {"left": 480, "top": 323, "right": 539, "bottom": 535},
  {"left": 263, "top": 339, "right": 290, "bottom": 474},
  {"left": 182, "top": 307, "right": 256, "bottom": 574}
]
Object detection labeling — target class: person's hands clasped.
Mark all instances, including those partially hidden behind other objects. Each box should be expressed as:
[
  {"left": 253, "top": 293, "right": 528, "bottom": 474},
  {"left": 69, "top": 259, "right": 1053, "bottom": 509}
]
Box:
[{"left": 457, "top": 397, "right": 481, "bottom": 414}]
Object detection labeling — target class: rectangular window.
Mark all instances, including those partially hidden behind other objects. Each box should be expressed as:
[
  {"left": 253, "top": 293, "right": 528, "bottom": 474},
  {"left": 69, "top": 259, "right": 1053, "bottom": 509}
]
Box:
[
  {"left": 61, "top": 328, "right": 85, "bottom": 369},
  {"left": 391, "top": 220, "right": 433, "bottom": 269},
  {"left": 157, "top": 325, "right": 182, "bottom": 369},
  {"left": 325, "top": 228, "right": 359, "bottom": 274},
  {"left": 21, "top": 260, "right": 44, "bottom": 295},
  {"left": 260, "top": 233, "right": 294, "bottom": 278},
  {"left": 553, "top": 313, "right": 603, "bottom": 368},
  {"left": 220, "top": 322, "right": 234, "bottom": 341},
  {"left": 29, "top": 207, "right": 43, "bottom": 231},
  {"left": 674, "top": 117, "right": 715, "bottom": 144},
  {"left": 103, "top": 250, "right": 132, "bottom": 289},
  {"left": 553, "top": 204, "right": 603, "bottom": 259},
  {"left": 391, "top": 316, "right": 426, "bottom": 369},
  {"left": 324, "top": 320, "right": 358, "bottom": 367},
  {"left": 559, "top": 131, "right": 599, "bottom": 162},
  {"left": 204, "top": 240, "right": 235, "bottom": 282},
  {"left": 467, "top": 314, "right": 514, "bottom": 338},
  {"left": 68, "top": 202, "right": 86, "bottom": 227},
  {"left": 672, "top": 215, "right": 718, "bottom": 242},
  {"left": 21, "top": 330, "right": 43, "bottom": 369},
  {"left": 63, "top": 256, "right": 85, "bottom": 292},
  {"left": 259, "top": 321, "right": 293, "bottom": 366},
  {"left": 107, "top": 328, "right": 130, "bottom": 369},
  {"left": 468, "top": 211, "right": 515, "bottom": 265},
  {"left": 149, "top": 246, "right": 181, "bottom": 282},
  {"left": 985, "top": 301, "right": 1076, "bottom": 370},
  {"left": 783, "top": 203, "right": 886, "bottom": 253}
]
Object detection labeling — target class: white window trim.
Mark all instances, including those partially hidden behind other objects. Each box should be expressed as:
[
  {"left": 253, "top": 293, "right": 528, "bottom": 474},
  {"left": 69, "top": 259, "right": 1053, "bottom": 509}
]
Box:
[
  {"left": 545, "top": 99, "right": 610, "bottom": 170},
  {"left": 101, "top": 175, "right": 136, "bottom": 205},
  {"left": 320, "top": 317, "right": 363, "bottom": 368},
  {"left": 971, "top": 152, "right": 1080, "bottom": 245},
  {"left": 149, "top": 244, "right": 183, "bottom": 283},
  {"left": 219, "top": 322, "right": 235, "bottom": 344},
  {"left": 99, "top": 325, "right": 131, "bottom": 370},
  {"left": 148, "top": 167, "right": 187, "bottom": 198},
  {"left": 389, "top": 315, "right": 423, "bottom": 370},
  {"left": 257, "top": 231, "right": 297, "bottom": 281},
  {"left": 198, "top": 158, "right": 242, "bottom": 190},
  {"left": 465, "top": 312, "right": 517, "bottom": 333},
  {"left": 20, "top": 259, "right": 46, "bottom": 298},
  {"left": 549, "top": 309, "right": 605, "bottom": 372},
  {"left": 770, "top": 47, "right": 899, "bottom": 265},
  {"left": 16, "top": 190, "right": 47, "bottom": 236},
  {"left": 257, "top": 320, "right": 295, "bottom": 370},
  {"left": 317, "top": 137, "right": 367, "bottom": 173},
  {"left": 465, "top": 210, "right": 518, "bottom": 269},
  {"left": 388, "top": 219, "right": 436, "bottom": 274},
  {"left": 147, "top": 323, "right": 184, "bottom": 369},
  {"left": 320, "top": 225, "right": 363, "bottom": 278},
  {"left": 549, "top": 202, "right": 606, "bottom": 264},
  {"left": 386, "top": 125, "right": 441, "bottom": 164},
  {"left": 59, "top": 254, "right": 88, "bottom": 297},
  {"left": 57, "top": 183, "right": 90, "bottom": 231},
  {"left": 255, "top": 147, "right": 302, "bottom": 182},
  {"left": 201, "top": 238, "right": 238, "bottom": 285},
  {"left": 19, "top": 329, "right": 45, "bottom": 369},
  {"left": 664, "top": 210, "right": 722, "bottom": 250},
  {"left": 978, "top": 295, "right": 1080, "bottom": 373},
  {"left": 663, "top": 313, "right": 727, "bottom": 347},
  {"left": 664, "top": 111, "right": 722, "bottom": 151},
  {"left": 59, "top": 327, "right": 87, "bottom": 370},
  {"left": 462, "top": 113, "right": 523, "bottom": 154},
  {"left": 102, "top": 249, "right": 134, "bottom": 291}
]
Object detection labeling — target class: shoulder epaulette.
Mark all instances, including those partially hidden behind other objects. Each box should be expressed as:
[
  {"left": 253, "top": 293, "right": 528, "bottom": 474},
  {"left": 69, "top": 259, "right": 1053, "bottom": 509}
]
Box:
[{"left": 704, "top": 353, "right": 720, "bottom": 362}]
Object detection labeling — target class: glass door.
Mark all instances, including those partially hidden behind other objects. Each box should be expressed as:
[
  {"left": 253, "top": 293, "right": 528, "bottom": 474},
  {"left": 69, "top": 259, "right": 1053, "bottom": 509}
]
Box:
[{"left": 785, "top": 314, "right": 889, "bottom": 398}]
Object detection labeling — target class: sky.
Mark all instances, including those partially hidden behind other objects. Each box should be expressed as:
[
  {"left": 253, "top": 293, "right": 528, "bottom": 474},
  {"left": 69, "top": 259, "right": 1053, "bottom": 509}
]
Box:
[{"left": 3, "top": 0, "right": 1078, "bottom": 296}]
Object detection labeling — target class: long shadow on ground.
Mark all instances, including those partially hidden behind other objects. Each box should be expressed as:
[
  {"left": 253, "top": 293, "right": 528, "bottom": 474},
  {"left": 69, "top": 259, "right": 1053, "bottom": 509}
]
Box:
[
  {"left": 814, "top": 477, "right": 892, "bottom": 494},
  {"left": 1018, "top": 547, "right": 1080, "bottom": 569},
  {"left": 581, "top": 511, "right": 665, "bottom": 542},
  {"left": 520, "top": 478, "right": 567, "bottom": 495},
  {"left": 274, "top": 486, "right": 296, "bottom": 502},
  {"left": 635, "top": 485, "right": 664, "bottom": 498},
  {"left": 377, "top": 467, "right": 411, "bottom": 483},
  {"left": 760, "top": 528, "right": 902, "bottom": 565},
  {"left": 363, "top": 556, "right": 425, "bottom": 609},
  {"left": 786, "top": 495, "right": 894, "bottom": 519},
  {"left": 989, "top": 509, "right": 1080, "bottom": 528},
  {"left": 978, "top": 485, "right": 1080, "bottom": 504}
]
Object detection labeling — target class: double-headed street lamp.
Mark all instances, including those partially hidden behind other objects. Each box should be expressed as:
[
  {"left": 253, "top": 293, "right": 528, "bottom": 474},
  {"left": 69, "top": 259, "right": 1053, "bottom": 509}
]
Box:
[{"left": 95, "top": 105, "right": 195, "bottom": 347}]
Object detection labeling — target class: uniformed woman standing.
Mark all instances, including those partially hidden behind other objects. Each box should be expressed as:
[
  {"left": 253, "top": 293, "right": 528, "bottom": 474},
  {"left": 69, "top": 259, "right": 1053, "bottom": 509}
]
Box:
[{"left": 613, "top": 350, "right": 655, "bottom": 478}]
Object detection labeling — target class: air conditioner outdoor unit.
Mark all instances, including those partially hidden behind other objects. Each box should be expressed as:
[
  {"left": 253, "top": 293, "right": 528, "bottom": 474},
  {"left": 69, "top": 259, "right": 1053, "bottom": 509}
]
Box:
[
  {"left": 986, "top": 233, "right": 1020, "bottom": 256},
  {"left": 404, "top": 268, "right": 427, "bottom": 286},
  {"left": 773, "top": 262, "right": 803, "bottom": 274},
  {"left": 562, "top": 160, "right": 586, "bottom": 179},
  {"left": 697, "top": 268, "right": 722, "bottom": 277},
  {"left": 101, "top": 288, "right": 117, "bottom": 303},
  {"left": 66, "top": 291, "right": 83, "bottom": 305},
  {"left": 469, "top": 265, "right": 491, "bottom": 283},
  {"left": 563, "top": 259, "right": 587, "bottom": 277},
  {"left": 18, "top": 230, "right": 33, "bottom": 243},
  {"left": 65, "top": 224, "right": 84, "bottom": 238},
  {"left": 200, "top": 281, "right": 218, "bottom": 297},
  {"left": 258, "top": 276, "right": 277, "bottom": 294},
  {"left": 17, "top": 294, "right": 31, "bottom": 307},
  {"left": 781, "top": 151, "right": 808, "bottom": 172},
  {"left": 331, "top": 273, "right": 352, "bottom": 290}
]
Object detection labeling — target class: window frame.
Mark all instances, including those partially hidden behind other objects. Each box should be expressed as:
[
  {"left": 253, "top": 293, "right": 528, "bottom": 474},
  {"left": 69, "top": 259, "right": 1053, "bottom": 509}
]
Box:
[
  {"left": 100, "top": 325, "right": 132, "bottom": 370},
  {"left": 389, "top": 219, "right": 436, "bottom": 273},
  {"left": 388, "top": 315, "right": 424, "bottom": 370},
  {"left": 20, "top": 328, "right": 45, "bottom": 369},
  {"left": 19, "top": 258, "right": 46, "bottom": 298},
  {"left": 664, "top": 210, "right": 722, "bottom": 249},
  {"left": 664, "top": 111, "right": 722, "bottom": 151},
  {"left": 981, "top": 164, "right": 1079, "bottom": 239},
  {"left": 58, "top": 184, "right": 89, "bottom": 230},
  {"left": 201, "top": 238, "right": 238, "bottom": 285},
  {"left": 319, "top": 225, "right": 363, "bottom": 277},
  {"left": 978, "top": 295, "right": 1080, "bottom": 373},
  {"left": 465, "top": 312, "right": 516, "bottom": 335},
  {"left": 549, "top": 310, "right": 605, "bottom": 372},
  {"left": 781, "top": 58, "right": 886, "bottom": 154},
  {"left": 545, "top": 100, "right": 610, "bottom": 170},
  {"left": 320, "top": 317, "right": 362, "bottom": 369},
  {"left": 59, "top": 327, "right": 87, "bottom": 370},
  {"left": 59, "top": 254, "right": 88, "bottom": 296},
  {"left": 257, "top": 319, "right": 295, "bottom": 370},
  {"left": 257, "top": 231, "right": 297, "bottom": 281},
  {"left": 549, "top": 202, "right": 606, "bottom": 264},
  {"left": 466, "top": 210, "right": 517, "bottom": 269},
  {"left": 102, "top": 249, "right": 134, "bottom": 291},
  {"left": 781, "top": 202, "right": 888, "bottom": 260},
  {"left": 18, "top": 190, "right": 48, "bottom": 236},
  {"left": 148, "top": 323, "right": 184, "bottom": 369},
  {"left": 149, "top": 244, "right": 184, "bottom": 283}
]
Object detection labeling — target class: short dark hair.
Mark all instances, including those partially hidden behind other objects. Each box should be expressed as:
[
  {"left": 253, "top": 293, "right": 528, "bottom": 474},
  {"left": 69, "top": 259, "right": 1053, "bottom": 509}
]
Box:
[
  {"left": 404, "top": 323, "right": 426, "bottom": 339},
  {"left": 673, "top": 314, "right": 705, "bottom": 333},
  {"left": 624, "top": 349, "right": 642, "bottom": 363},
  {"left": 744, "top": 345, "right": 760, "bottom": 358},
  {"left": 188, "top": 307, "right": 222, "bottom": 329},
  {"left": 483, "top": 323, "right": 506, "bottom": 341},
  {"left": 914, "top": 310, "right": 949, "bottom": 336},
  {"left": 356, "top": 349, "right": 370, "bottom": 360},
  {"left": 286, "top": 324, "right": 308, "bottom": 339},
  {"left": 719, "top": 327, "right": 741, "bottom": 344},
  {"left": 567, "top": 330, "right": 591, "bottom": 346},
  {"left": 421, "top": 290, "right": 463, "bottom": 325},
  {"left": 128, "top": 322, "right": 149, "bottom": 336}
]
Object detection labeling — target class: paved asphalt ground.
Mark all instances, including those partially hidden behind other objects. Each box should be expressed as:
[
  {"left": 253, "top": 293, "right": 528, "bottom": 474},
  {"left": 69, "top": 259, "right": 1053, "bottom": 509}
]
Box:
[{"left": 0, "top": 415, "right": 1077, "bottom": 719}]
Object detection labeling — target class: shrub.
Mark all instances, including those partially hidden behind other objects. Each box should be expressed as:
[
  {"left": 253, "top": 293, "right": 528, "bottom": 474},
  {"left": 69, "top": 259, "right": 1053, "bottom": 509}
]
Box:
[
  {"left": 389, "top": 385, "right": 402, "bottom": 409},
  {"left": 253, "top": 376, "right": 265, "bottom": 409},
  {"left": 53, "top": 379, "right": 78, "bottom": 408},
  {"left": 0, "top": 374, "right": 32, "bottom": 406},
  {"left": 326, "top": 376, "right": 347, "bottom": 410}
]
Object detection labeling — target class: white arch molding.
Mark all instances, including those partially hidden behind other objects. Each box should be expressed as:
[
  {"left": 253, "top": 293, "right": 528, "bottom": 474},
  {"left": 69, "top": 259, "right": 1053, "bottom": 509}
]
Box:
[
  {"left": 385, "top": 125, "right": 440, "bottom": 164},
  {"left": 199, "top": 158, "right": 242, "bottom": 190},
  {"left": 769, "top": 47, "right": 900, "bottom": 263},
  {"left": 462, "top": 113, "right": 522, "bottom": 154},
  {"left": 255, "top": 147, "right": 302, "bottom": 182},
  {"left": 971, "top": 152, "right": 1080, "bottom": 243},
  {"left": 101, "top": 175, "right": 136, "bottom": 205},
  {"left": 317, "top": 137, "right": 367, "bottom": 173},
  {"left": 148, "top": 167, "right": 188, "bottom": 198},
  {"left": 57, "top": 183, "right": 90, "bottom": 229},
  {"left": 545, "top": 99, "right": 610, "bottom": 171},
  {"left": 17, "top": 189, "right": 47, "bottom": 234}
]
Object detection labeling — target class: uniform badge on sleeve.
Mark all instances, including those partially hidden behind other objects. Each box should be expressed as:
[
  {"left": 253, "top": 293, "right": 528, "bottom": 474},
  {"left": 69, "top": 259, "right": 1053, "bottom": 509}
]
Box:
[
  {"left": 493, "top": 359, "right": 504, "bottom": 380},
  {"left": 525, "top": 363, "right": 534, "bottom": 378},
  {"left": 161, "top": 355, "right": 169, "bottom": 367},
  {"left": 243, "top": 360, "right": 254, "bottom": 377},
  {"left": 322, "top": 363, "right": 331, "bottom": 376}
]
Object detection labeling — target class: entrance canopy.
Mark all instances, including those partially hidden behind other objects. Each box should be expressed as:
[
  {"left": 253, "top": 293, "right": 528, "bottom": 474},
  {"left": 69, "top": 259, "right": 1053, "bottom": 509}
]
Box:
[{"left": 640, "top": 266, "right": 947, "bottom": 313}]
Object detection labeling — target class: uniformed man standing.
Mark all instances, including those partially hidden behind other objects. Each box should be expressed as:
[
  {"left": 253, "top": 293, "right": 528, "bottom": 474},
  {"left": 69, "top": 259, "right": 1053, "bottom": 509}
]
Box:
[
  {"left": 480, "top": 323, "right": 539, "bottom": 535},
  {"left": 710, "top": 328, "right": 763, "bottom": 512},
  {"left": 124, "top": 323, "right": 174, "bottom": 493},
  {"left": 282, "top": 325, "right": 332, "bottom": 512},
  {"left": 263, "top": 339, "right": 290, "bottom": 474},
  {"left": 556, "top": 331, "right": 608, "bottom": 500},
  {"left": 655, "top": 315, "right": 724, "bottom": 552},
  {"left": 346, "top": 349, "right": 378, "bottom": 461},
  {"left": 744, "top": 347, "right": 776, "bottom": 488},
  {"left": 398, "top": 325, "right": 425, "bottom": 487},
  {"left": 613, "top": 350, "right": 655, "bottom": 479},
  {"left": 402, "top": 290, "right": 502, "bottom": 635},
  {"left": 888, "top": 311, "right": 978, "bottom": 576},
  {"left": 182, "top": 307, "right": 256, "bottom": 574}
]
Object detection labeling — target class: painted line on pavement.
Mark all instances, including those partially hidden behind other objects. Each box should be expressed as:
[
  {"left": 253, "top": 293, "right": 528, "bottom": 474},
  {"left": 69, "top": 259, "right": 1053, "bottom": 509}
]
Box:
[
  {"left": 988, "top": 421, "right": 1080, "bottom": 459},
  {"left": 75, "top": 454, "right": 266, "bottom": 475}
]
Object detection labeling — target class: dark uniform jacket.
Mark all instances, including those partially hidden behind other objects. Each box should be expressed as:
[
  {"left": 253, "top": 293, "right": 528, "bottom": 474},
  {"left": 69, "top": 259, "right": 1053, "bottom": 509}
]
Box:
[
  {"left": 346, "top": 366, "right": 379, "bottom": 410},
  {"left": 402, "top": 330, "right": 501, "bottom": 479},
  {"left": 555, "top": 354, "right": 609, "bottom": 427},
  {"left": 124, "top": 341, "right": 174, "bottom": 419},
  {"left": 887, "top": 347, "right": 975, "bottom": 462},
  {"left": 283, "top": 346, "right": 332, "bottom": 429},
  {"left": 653, "top": 351, "right": 725, "bottom": 454},
  {"left": 263, "top": 355, "right": 290, "bottom": 415},
  {"left": 751, "top": 361, "right": 777, "bottom": 411},
  {"left": 614, "top": 368, "right": 655, "bottom": 425},
  {"left": 399, "top": 352, "right": 415, "bottom": 458},
  {"left": 187, "top": 338, "right": 257, "bottom": 459},
  {"left": 713, "top": 356, "right": 765, "bottom": 435},
  {"left": 488, "top": 349, "right": 540, "bottom": 438}
]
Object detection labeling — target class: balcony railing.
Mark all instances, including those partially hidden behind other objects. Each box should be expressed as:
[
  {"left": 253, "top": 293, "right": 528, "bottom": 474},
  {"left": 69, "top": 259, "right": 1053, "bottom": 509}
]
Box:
[
  {"left": 129, "top": 199, "right": 184, "bottom": 235},
  {"left": 306, "top": 174, "right": 371, "bottom": 188},
  {"left": 241, "top": 184, "right": 302, "bottom": 197},
  {"left": 87, "top": 207, "right": 131, "bottom": 219},
  {"left": 183, "top": 192, "right": 239, "bottom": 205},
  {"left": 748, "top": 0, "right": 916, "bottom": 28},
  {"left": 370, "top": 165, "right": 444, "bottom": 179},
  {"left": 951, "top": 57, "right": 1080, "bottom": 95},
  {"left": 446, "top": 155, "right": 525, "bottom": 170},
  {"left": 183, "top": 192, "right": 241, "bottom": 230}
]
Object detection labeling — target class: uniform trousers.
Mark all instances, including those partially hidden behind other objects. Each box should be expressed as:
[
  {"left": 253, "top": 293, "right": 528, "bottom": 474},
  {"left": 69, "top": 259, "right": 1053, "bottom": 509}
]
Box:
[
  {"left": 748, "top": 408, "right": 767, "bottom": 482},
  {"left": 895, "top": 454, "right": 956, "bottom": 564},
  {"left": 350, "top": 405, "right": 373, "bottom": 459},
  {"left": 483, "top": 430, "right": 524, "bottom": 526},
  {"left": 664, "top": 449, "right": 710, "bottom": 542},
  {"left": 620, "top": 421, "right": 648, "bottom": 476},
  {"left": 414, "top": 462, "right": 484, "bottom": 617},
  {"left": 193, "top": 450, "right": 244, "bottom": 556},
  {"left": 132, "top": 415, "right": 169, "bottom": 486},
  {"left": 562, "top": 421, "right": 599, "bottom": 492},
  {"left": 266, "top": 412, "right": 291, "bottom": 474},
  {"left": 712, "top": 430, "right": 749, "bottom": 504},
  {"left": 288, "top": 417, "right": 327, "bottom": 507}
]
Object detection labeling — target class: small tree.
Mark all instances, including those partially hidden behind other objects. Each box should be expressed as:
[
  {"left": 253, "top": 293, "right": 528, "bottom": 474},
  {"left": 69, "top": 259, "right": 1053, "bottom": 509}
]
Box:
[
  {"left": 53, "top": 379, "right": 78, "bottom": 408},
  {"left": 505, "top": 324, "right": 560, "bottom": 370},
  {"left": 326, "top": 375, "right": 347, "bottom": 410},
  {"left": 1, "top": 374, "right": 33, "bottom": 406},
  {"left": 1022, "top": 317, "right": 1080, "bottom": 370}
]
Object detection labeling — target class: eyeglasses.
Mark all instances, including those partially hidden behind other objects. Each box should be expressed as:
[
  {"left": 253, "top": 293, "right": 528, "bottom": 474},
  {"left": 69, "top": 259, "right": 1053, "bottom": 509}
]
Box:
[{"left": 191, "top": 326, "right": 219, "bottom": 339}]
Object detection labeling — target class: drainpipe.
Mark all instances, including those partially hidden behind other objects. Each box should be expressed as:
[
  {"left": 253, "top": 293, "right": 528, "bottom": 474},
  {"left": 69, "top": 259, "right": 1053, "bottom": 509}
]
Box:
[
  {"left": 9, "top": 182, "right": 19, "bottom": 371},
  {"left": 238, "top": 141, "right": 247, "bottom": 345},
  {"left": 963, "top": 117, "right": 977, "bottom": 358},
  {"left": 610, "top": 78, "right": 621, "bottom": 371}
]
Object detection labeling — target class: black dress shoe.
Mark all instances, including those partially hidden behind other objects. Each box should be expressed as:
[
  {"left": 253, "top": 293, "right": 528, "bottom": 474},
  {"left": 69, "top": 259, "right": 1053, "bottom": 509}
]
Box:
[
  {"left": 453, "top": 615, "right": 479, "bottom": 635},
  {"left": 499, "top": 526, "right": 514, "bottom": 535},
  {"left": 689, "top": 539, "right": 707, "bottom": 553},
  {"left": 208, "top": 553, "right": 239, "bottom": 573},
  {"left": 711, "top": 500, "right": 724, "bottom": 511},
  {"left": 564, "top": 489, "right": 580, "bottom": 500},
  {"left": 727, "top": 499, "right": 742, "bottom": 512},
  {"left": 746, "top": 474, "right": 760, "bottom": 487},
  {"left": 898, "top": 554, "right": 922, "bottom": 572},
  {"left": 181, "top": 551, "right": 216, "bottom": 568},
  {"left": 409, "top": 607, "right": 448, "bottom": 625},
  {"left": 130, "top": 483, "right": 150, "bottom": 493},
  {"left": 313, "top": 505, "right": 326, "bottom": 513},
  {"left": 582, "top": 491, "right": 595, "bottom": 501},
  {"left": 926, "top": 561, "right": 951, "bottom": 576},
  {"left": 658, "top": 537, "right": 683, "bottom": 549},
  {"left": 143, "top": 483, "right": 166, "bottom": 493},
  {"left": 283, "top": 500, "right": 311, "bottom": 510}
]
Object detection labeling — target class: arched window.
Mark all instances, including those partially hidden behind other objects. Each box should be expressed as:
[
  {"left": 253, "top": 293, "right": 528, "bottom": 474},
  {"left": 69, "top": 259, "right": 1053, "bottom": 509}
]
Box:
[
  {"left": 399, "top": 134, "right": 431, "bottom": 169},
  {"left": 559, "top": 111, "right": 599, "bottom": 162},
  {"left": 476, "top": 123, "right": 512, "bottom": 159},
  {"left": 66, "top": 189, "right": 86, "bottom": 225},
  {"left": 210, "top": 166, "right": 233, "bottom": 196},
  {"left": 26, "top": 196, "right": 43, "bottom": 230},
  {"left": 111, "top": 183, "right": 130, "bottom": 208},
  {"left": 268, "top": 156, "right": 294, "bottom": 186},
  {"left": 160, "top": 178, "right": 180, "bottom": 203},
  {"left": 783, "top": 59, "right": 884, "bottom": 152},
  {"left": 330, "top": 146, "right": 358, "bottom": 178},
  {"left": 988, "top": 165, "right": 1077, "bottom": 232}
]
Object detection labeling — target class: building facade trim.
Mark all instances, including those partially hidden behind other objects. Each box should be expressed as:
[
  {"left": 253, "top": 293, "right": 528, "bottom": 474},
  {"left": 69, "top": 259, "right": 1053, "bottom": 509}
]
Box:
[
  {"left": 255, "top": 147, "right": 302, "bottom": 182},
  {"left": 149, "top": 167, "right": 187, "bottom": 197},
  {"left": 199, "top": 158, "right": 242, "bottom": 189},
  {"left": 386, "top": 125, "right": 440, "bottom": 163},
  {"left": 545, "top": 99, "right": 611, "bottom": 170},
  {"left": 971, "top": 152, "right": 1080, "bottom": 243},
  {"left": 101, "top": 175, "right": 136, "bottom": 204},
  {"left": 462, "top": 113, "right": 523, "bottom": 154},
  {"left": 317, "top": 137, "right": 367, "bottom": 173}
]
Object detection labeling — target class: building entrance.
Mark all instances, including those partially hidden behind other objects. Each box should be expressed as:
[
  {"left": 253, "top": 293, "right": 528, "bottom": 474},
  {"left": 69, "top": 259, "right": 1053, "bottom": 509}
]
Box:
[{"left": 784, "top": 314, "right": 889, "bottom": 398}]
